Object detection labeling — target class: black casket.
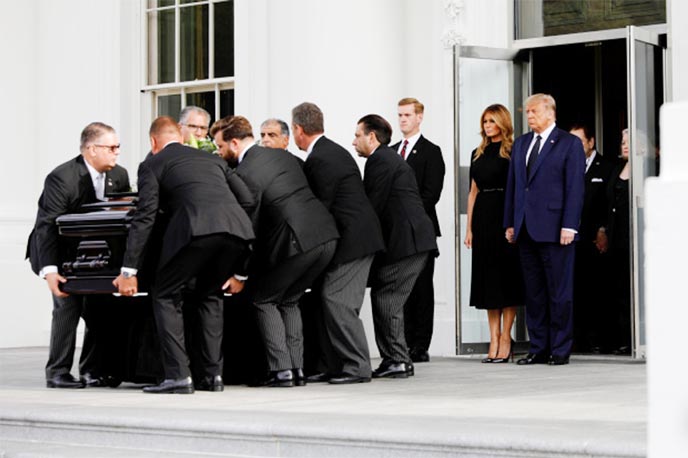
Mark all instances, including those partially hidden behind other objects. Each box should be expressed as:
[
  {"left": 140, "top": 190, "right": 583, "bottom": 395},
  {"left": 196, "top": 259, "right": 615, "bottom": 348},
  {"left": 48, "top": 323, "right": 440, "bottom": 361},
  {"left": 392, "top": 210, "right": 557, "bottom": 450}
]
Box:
[
  {"left": 53, "top": 194, "right": 268, "bottom": 385},
  {"left": 56, "top": 199, "right": 136, "bottom": 294}
]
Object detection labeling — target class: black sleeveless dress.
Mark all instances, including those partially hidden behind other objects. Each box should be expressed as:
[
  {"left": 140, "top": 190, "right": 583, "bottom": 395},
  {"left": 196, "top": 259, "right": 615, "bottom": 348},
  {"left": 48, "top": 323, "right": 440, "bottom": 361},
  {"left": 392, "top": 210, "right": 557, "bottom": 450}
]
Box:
[{"left": 468, "top": 142, "right": 524, "bottom": 309}]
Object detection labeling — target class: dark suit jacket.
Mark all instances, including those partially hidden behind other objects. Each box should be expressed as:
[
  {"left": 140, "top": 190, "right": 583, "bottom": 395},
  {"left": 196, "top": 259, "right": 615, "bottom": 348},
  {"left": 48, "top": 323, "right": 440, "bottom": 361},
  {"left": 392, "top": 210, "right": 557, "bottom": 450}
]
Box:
[
  {"left": 26, "top": 155, "right": 130, "bottom": 275},
  {"left": 504, "top": 127, "right": 586, "bottom": 242},
  {"left": 579, "top": 153, "right": 614, "bottom": 243},
  {"left": 364, "top": 146, "right": 437, "bottom": 264},
  {"left": 236, "top": 145, "right": 339, "bottom": 271},
  {"left": 123, "top": 142, "right": 255, "bottom": 270},
  {"left": 391, "top": 135, "right": 445, "bottom": 236},
  {"left": 304, "top": 136, "right": 384, "bottom": 265}
]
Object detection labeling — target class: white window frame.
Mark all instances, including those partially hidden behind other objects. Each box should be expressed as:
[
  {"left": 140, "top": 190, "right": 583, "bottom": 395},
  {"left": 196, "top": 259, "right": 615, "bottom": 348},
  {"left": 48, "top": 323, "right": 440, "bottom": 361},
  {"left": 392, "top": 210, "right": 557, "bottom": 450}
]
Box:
[{"left": 141, "top": 0, "right": 234, "bottom": 122}]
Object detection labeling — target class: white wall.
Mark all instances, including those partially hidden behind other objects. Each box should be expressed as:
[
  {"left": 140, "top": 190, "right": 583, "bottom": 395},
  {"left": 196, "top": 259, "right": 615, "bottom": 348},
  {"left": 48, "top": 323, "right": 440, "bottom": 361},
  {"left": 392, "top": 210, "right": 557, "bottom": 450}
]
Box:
[{"left": 0, "top": 0, "right": 129, "bottom": 347}]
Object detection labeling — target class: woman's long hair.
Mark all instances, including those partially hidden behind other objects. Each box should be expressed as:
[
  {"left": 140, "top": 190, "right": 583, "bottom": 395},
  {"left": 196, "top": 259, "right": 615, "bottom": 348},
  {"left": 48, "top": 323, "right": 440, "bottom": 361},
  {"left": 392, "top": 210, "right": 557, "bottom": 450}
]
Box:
[{"left": 473, "top": 104, "right": 514, "bottom": 161}]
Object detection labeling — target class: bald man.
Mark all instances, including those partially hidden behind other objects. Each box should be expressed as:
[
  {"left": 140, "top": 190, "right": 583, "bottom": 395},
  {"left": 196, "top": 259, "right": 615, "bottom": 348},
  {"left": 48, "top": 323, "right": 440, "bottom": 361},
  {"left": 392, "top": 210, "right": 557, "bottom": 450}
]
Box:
[{"left": 115, "top": 116, "right": 255, "bottom": 393}]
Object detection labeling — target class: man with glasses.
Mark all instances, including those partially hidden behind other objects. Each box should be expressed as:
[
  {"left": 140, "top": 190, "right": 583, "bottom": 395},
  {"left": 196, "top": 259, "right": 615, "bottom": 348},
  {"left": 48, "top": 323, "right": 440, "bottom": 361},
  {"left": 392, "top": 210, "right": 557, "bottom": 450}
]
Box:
[
  {"left": 179, "top": 106, "right": 212, "bottom": 146},
  {"left": 26, "top": 122, "right": 130, "bottom": 388}
]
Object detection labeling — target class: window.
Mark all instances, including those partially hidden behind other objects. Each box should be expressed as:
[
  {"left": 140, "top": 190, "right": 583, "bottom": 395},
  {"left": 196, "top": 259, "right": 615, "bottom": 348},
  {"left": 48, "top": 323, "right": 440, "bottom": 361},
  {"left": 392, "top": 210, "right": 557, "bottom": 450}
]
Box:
[
  {"left": 144, "top": 0, "right": 235, "bottom": 126},
  {"left": 515, "top": 0, "right": 666, "bottom": 40}
]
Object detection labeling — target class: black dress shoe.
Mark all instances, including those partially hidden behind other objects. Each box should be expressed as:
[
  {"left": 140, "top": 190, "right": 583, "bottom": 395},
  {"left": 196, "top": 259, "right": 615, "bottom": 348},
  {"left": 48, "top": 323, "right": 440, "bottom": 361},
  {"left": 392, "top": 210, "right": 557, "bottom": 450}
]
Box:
[
  {"left": 328, "top": 374, "right": 372, "bottom": 384},
  {"left": 265, "top": 370, "right": 294, "bottom": 387},
  {"left": 80, "top": 373, "right": 104, "bottom": 387},
  {"left": 292, "top": 368, "right": 306, "bottom": 386},
  {"left": 548, "top": 355, "right": 570, "bottom": 365},
  {"left": 305, "top": 372, "right": 331, "bottom": 383},
  {"left": 516, "top": 353, "right": 548, "bottom": 365},
  {"left": 195, "top": 375, "right": 224, "bottom": 392},
  {"left": 372, "top": 362, "right": 408, "bottom": 379},
  {"left": 46, "top": 373, "right": 85, "bottom": 389},
  {"left": 410, "top": 349, "right": 430, "bottom": 363},
  {"left": 143, "top": 377, "right": 194, "bottom": 394}
]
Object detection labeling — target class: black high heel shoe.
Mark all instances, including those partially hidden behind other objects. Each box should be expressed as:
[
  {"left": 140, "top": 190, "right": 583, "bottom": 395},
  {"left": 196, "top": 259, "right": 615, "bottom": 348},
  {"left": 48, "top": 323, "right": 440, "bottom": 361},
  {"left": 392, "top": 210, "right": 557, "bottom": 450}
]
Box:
[
  {"left": 492, "top": 339, "right": 514, "bottom": 363},
  {"left": 481, "top": 357, "right": 495, "bottom": 363}
]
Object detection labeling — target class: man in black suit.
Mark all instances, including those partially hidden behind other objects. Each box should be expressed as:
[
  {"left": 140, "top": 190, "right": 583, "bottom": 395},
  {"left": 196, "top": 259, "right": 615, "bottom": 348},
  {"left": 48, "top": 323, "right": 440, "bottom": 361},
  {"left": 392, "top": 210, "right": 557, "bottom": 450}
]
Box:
[
  {"left": 212, "top": 115, "right": 339, "bottom": 388},
  {"left": 353, "top": 114, "right": 437, "bottom": 379},
  {"left": 291, "top": 102, "right": 385, "bottom": 384},
  {"left": 27, "top": 122, "right": 130, "bottom": 388},
  {"left": 569, "top": 124, "right": 614, "bottom": 353},
  {"left": 114, "top": 116, "right": 255, "bottom": 394},
  {"left": 391, "top": 98, "right": 445, "bottom": 363}
]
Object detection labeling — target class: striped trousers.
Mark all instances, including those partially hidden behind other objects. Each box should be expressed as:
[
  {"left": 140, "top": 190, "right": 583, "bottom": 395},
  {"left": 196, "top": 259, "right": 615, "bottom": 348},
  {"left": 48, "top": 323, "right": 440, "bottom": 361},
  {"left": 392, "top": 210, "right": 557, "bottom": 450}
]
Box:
[
  {"left": 369, "top": 252, "right": 429, "bottom": 365},
  {"left": 253, "top": 240, "right": 336, "bottom": 371}
]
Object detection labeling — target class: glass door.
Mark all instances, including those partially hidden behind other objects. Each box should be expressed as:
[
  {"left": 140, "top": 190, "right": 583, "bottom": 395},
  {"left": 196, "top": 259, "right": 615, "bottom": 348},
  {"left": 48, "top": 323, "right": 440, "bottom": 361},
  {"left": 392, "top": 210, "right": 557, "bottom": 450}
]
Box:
[
  {"left": 453, "top": 45, "right": 528, "bottom": 355},
  {"left": 626, "top": 25, "right": 664, "bottom": 359}
]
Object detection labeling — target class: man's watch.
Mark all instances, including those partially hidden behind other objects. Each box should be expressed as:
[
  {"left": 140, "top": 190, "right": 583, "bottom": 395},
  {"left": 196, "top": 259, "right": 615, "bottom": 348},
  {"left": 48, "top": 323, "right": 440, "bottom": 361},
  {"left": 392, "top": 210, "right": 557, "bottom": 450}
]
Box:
[{"left": 122, "top": 271, "right": 136, "bottom": 279}]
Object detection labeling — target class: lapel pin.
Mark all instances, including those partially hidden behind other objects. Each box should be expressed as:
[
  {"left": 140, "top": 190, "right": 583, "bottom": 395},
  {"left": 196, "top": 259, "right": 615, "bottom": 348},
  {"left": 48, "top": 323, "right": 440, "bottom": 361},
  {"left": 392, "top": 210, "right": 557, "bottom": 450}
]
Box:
[{"left": 412, "top": 150, "right": 417, "bottom": 155}]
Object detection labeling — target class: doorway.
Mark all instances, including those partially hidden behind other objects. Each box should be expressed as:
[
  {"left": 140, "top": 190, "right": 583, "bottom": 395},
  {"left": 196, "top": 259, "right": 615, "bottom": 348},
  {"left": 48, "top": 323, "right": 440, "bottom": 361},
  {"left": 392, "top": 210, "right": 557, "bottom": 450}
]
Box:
[{"left": 454, "top": 27, "right": 665, "bottom": 359}]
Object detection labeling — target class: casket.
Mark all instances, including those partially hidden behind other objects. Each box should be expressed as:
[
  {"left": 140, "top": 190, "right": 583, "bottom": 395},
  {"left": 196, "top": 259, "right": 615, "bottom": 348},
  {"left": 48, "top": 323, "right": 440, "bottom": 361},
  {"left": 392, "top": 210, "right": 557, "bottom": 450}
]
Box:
[{"left": 56, "top": 198, "right": 136, "bottom": 294}]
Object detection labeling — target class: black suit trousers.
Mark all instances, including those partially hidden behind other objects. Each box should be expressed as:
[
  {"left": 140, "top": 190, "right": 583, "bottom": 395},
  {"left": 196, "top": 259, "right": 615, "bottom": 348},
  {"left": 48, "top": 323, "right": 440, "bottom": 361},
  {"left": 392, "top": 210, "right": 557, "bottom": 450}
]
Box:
[
  {"left": 152, "top": 234, "right": 248, "bottom": 379},
  {"left": 46, "top": 294, "right": 99, "bottom": 379},
  {"left": 403, "top": 252, "right": 436, "bottom": 352}
]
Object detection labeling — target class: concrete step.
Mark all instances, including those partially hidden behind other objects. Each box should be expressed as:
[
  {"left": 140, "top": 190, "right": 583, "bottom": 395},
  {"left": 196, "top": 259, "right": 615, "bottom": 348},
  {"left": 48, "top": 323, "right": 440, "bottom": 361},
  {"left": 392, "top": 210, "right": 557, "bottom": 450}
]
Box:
[{"left": 0, "top": 350, "right": 646, "bottom": 458}]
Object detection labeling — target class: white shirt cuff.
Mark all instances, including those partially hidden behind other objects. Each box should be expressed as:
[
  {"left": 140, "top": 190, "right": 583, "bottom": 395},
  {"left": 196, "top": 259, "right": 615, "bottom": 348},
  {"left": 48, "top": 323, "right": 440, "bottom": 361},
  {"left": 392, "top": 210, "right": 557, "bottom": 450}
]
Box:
[
  {"left": 233, "top": 274, "right": 248, "bottom": 281},
  {"left": 39, "top": 265, "right": 58, "bottom": 279},
  {"left": 121, "top": 267, "right": 138, "bottom": 276},
  {"left": 562, "top": 228, "right": 577, "bottom": 234}
]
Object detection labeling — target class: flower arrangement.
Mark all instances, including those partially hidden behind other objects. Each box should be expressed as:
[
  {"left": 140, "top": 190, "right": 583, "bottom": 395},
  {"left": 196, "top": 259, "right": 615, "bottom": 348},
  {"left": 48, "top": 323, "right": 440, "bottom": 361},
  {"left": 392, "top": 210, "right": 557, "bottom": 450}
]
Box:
[{"left": 186, "top": 133, "right": 218, "bottom": 154}]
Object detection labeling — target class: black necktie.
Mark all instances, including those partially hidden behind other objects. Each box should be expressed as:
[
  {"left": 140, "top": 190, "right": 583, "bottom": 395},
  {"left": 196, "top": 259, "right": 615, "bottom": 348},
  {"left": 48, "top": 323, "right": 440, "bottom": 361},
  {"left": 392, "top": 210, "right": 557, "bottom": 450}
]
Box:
[{"left": 527, "top": 135, "right": 542, "bottom": 179}]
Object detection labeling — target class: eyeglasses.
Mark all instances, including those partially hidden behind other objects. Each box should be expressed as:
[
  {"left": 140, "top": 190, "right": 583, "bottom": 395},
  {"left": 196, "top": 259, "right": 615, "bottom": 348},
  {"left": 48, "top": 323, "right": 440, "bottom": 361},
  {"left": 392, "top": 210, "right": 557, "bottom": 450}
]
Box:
[
  {"left": 182, "top": 123, "right": 209, "bottom": 132},
  {"left": 93, "top": 144, "right": 121, "bottom": 153}
]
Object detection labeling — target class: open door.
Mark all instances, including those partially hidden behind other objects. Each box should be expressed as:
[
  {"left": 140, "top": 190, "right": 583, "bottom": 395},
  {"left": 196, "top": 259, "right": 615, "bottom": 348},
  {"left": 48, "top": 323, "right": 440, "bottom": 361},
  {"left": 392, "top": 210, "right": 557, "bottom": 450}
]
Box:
[
  {"left": 453, "top": 45, "right": 528, "bottom": 355},
  {"left": 627, "top": 25, "right": 664, "bottom": 359}
]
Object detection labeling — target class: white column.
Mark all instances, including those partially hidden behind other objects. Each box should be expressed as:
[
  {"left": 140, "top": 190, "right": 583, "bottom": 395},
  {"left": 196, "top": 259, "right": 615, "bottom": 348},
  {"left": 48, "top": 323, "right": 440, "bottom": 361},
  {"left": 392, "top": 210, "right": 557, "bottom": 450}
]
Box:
[{"left": 646, "top": 101, "right": 688, "bottom": 457}]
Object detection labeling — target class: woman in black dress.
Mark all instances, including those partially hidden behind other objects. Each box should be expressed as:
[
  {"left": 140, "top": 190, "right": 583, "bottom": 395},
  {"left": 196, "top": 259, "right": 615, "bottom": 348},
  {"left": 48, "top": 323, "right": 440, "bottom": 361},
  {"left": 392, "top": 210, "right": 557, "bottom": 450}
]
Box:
[
  {"left": 464, "top": 104, "right": 524, "bottom": 363},
  {"left": 603, "top": 129, "right": 632, "bottom": 354}
]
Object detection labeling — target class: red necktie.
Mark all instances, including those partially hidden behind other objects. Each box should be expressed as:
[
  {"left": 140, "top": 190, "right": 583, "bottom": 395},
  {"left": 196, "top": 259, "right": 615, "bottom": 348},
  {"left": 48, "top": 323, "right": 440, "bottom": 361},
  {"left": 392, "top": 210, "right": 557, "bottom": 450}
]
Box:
[{"left": 400, "top": 139, "right": 409, "bottom": 159}]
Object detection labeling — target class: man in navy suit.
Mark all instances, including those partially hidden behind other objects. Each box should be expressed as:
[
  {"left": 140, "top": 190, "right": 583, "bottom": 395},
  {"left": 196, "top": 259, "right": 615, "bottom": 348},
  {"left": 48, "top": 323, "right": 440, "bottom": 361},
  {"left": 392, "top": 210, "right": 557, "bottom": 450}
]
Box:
[{"left": 504, "top": 94, "right": 585, "bottom": 366}]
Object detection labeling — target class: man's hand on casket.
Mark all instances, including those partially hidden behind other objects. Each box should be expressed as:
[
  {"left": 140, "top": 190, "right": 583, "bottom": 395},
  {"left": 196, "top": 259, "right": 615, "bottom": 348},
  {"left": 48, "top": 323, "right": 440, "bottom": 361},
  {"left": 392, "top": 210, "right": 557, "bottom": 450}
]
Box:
[
  {"left": 46, "top": 273, "right": 69, "bottom": 298},
  {"left": 222, "top": 276, "right": 245, "bottom": 294},
  {"left": 113, "top": 274, "right": 138, "bottom": 296}
]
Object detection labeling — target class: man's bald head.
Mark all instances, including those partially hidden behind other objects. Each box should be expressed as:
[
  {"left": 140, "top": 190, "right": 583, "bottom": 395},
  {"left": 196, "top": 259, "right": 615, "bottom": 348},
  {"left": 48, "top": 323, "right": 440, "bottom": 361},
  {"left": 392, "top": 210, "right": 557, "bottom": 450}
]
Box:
[{"left": 150, "top": 116, "right": 183, "bottom": 154}]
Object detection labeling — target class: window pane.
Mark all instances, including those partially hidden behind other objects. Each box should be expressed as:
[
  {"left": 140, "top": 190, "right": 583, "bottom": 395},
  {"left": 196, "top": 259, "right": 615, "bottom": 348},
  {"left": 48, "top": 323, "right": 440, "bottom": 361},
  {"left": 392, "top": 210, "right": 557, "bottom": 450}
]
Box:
[
  {"left": 149, "top": 0, "right": 175, "bottom": 7},
  {"left": 186, "top": 91, "right": 216, "bottom": 127},
  {"left": 148, "top": 9, "right": 175, "bottom": 84},
  {"left": 219, "top": 89, "right": 234, "bottom": 118},
  {"left": 214, "top": 0, "right": 234, "bottom": 77},
  {"left": 180, "top": 0, "right": 200, "bottom": 4},
  {"left": 515, "top": 0, "right": 666, "bottom": 39},
  {"left": 158, "top": 94, "right": 181, "bottom": 119},
  {"left": 180, "top": 4, "right": 209, "bottom": 81}
]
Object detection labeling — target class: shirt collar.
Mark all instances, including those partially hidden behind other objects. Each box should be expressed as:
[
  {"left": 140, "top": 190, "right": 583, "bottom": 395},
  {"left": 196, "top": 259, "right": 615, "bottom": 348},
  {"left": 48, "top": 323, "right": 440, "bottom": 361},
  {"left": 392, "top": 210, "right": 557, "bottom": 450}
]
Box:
[
  {"left": 238, "top": 143, "right": 253, "bottom": 164},
  {"left": 399, "top": 132, "right": 421, "bottom": 154},
  {"left": 83, "top": 157, "right": 103, "bottom": 185},
  {"left": 534, "top": 122, "right": 556, "bottom": 142},
  {"left": 306, "top": 134, "right": 325, "bottom": 156}
]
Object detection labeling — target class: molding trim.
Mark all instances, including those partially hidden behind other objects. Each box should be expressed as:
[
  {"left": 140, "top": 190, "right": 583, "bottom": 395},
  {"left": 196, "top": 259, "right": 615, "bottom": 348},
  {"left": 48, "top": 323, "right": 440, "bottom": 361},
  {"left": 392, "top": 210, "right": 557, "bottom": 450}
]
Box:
[{"left": 442, "top": 0, "right": 466, "bottom": 49}]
